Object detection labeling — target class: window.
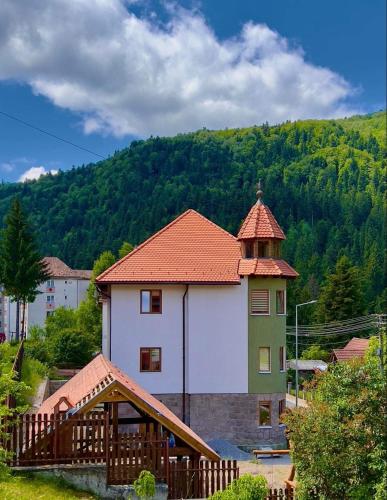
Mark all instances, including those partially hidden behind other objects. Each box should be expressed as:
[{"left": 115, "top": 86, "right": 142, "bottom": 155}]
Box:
[
  {"left": 141, "top": 290, "right": 162, "bottom": 314},
  {"left": 46, "top": 279, "right": 54, "bottom": 288},
  {"left": 46, "top": 311, "right": 54, "bottom": 318},
  {"left": 251, "top": 290, "right": 269, "bottom": 315},
  {"left": 257, "top": 241, "right": 269, "bottom": 258},
  {"left": 276, "top": 290, "right": 286, "bottom": 315},
  {"left": 279, "top": 346, "right": 286, "bottom": 372},
  {"left": 279, "top": 399, "right": 286, "bottom": 418},
  {"left": 46, "top": 295, "right": 54, "bottom": 303},
  {"left": 258, "top": 347, "right": 271, "bottom": 372},
  {"left": 258, "top": 401, "right": 271, "bottom": 426},
  {"left": 140, "top": 348, "right": 161, "bottom": 372},
  {"left": 244, "top": 240, "right": 254, "bottom": 258}
]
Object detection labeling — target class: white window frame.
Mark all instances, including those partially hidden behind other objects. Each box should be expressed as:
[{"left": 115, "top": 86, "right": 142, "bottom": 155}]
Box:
[
  {"left": 258, "top": 346, "right": 271, "bottom": 373},
  {"left": 276, "top": 289, "right": 286, "bottom": 315},
  {"left": 46, "top": 295, "right": 54, "bottom": 303},
  {"left": 250, "top": 289, "right": 270, "bottom": 316}
]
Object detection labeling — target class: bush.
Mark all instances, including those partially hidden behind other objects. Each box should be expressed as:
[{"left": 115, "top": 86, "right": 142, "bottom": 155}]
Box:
[
  {"left": 19, "top": 357, "right": 48, "bottom": 404},
  {"left": 133, "top": 470, "right": 156, "bottom": 499},
  {"left": 50, "top": 328, "right": 94, "bottom": 368},
  {"left": 209, "top": 474, "right": 268, "bottom": 500},
  {"left": 25, "top": 326, "right": 51, "bottom": 365}
]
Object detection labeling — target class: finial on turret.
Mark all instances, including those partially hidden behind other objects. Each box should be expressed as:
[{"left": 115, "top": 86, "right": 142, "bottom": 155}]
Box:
[{"left": 256, "top": 179, "right": 263, "bottom": 204}]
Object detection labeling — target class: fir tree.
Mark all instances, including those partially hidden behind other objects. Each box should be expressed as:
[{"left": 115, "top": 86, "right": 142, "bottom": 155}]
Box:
[
  {"left": 316, "top": 255, "right": 365, "bottom": 323},
  {"left": 0, "top": 197, "right": 50, "bottom": 340}
]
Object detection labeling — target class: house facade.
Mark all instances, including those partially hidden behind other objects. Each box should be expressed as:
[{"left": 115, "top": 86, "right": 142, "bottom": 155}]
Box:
[
  {"left": 0, "top": 257, "right": 91, "bottom": 339},
  {"left": 97, "top": 190, "right": 298, "bottom": 445}
]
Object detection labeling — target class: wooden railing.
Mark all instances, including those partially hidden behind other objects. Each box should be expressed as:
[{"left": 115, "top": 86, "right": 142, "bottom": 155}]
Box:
[{"left": 168, "top": 459, "right": 239, "bottom": 499}]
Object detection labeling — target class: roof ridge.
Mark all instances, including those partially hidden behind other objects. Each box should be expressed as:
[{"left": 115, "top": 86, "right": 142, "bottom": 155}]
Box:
[
  {"left": 97, "top": 209, "right": 237, "bottom": 282},
  {"left": 97, "top": 210, "right": 195, "bottom": 281}
]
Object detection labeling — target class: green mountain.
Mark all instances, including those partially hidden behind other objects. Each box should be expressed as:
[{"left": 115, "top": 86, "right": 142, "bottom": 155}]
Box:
[{"left": 0, "top": 112, "right": 385, "bottom": 317}]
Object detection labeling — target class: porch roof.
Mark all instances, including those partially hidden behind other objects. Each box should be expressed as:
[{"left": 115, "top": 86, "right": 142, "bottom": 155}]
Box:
[{"left": 38, "top": 354, "right": 219, "bottom": 461}]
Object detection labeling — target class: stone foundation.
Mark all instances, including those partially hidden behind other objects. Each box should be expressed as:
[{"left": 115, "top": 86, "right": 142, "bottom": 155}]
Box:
[{"left": 153, "top": 393, "right": 286, "bottom": 446}]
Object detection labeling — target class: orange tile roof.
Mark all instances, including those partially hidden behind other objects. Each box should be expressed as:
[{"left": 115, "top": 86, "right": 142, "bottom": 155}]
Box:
[
  {"left": 37, "top": 354, "right": 218, "bottom": 460},
  {"left": 97, "top": 210, "right": 241, "bottom": 284},
  {"left": 43, "top": 257, "right": 91, "bottom": 280},
  {"left": 237, "top": 201, "right": 285, "bottom": 240},
  {"left": 238, "top": 258, "right": 299, "bottom": 279},
  {"left": 333, "top": 337, "right": 370, "bottom": 361}
]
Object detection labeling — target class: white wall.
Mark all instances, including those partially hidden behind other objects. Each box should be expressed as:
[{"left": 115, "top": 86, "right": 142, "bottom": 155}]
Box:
[
  {"left": 109, "top": 281, "right": 248, "bottom": 395},
  {"left": 28, "top": 278, "right": 90, "bottom": 330},
  {"left": 187, "top": 280, "right": 248, "bottom": 393},
  {"left": 110, "top": 285, "right": 185, "bottom": 394}
]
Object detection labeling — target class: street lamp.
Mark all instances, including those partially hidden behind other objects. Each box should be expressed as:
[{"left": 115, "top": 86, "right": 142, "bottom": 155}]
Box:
[{"left": 295, "top": 300, "right": 317, "bottom": 407}]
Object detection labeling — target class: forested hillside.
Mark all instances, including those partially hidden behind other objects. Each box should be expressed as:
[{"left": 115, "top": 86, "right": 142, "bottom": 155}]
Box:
[{"left": 0, "top": 112, "right": 385, "bottom": 317}]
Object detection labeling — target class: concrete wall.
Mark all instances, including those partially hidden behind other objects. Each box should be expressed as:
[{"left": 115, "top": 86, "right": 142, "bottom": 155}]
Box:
[{"left": 109, "top": 282, "right": 248, "bottom": 394}]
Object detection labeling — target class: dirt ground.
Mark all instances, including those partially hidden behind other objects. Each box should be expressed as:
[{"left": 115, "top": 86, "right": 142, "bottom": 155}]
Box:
[{"left": 238, "top": 457, "right": 293, "bottom": 489}]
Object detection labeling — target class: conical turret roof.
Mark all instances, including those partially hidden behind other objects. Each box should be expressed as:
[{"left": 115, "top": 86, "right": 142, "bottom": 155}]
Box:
[{"left": 237, "top": 201, "right": 285, "bottom": 240}]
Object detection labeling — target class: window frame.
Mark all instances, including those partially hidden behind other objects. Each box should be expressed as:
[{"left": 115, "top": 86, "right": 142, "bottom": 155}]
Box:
[
  {"left": 278, "top": 399, "right": 286, "bottom": 419},
  {"left": 276, "top": 289, "right": 286, "bottom": 315},
  {"left": 140, "top": 290, "right": 162, "bottom": 314},
  {"left": 258, "top": 401, "right": 272, "bottom": 427},
  {"left": 279, "top": 346, "right": 286, "bottom": 372},
  {"left": 139, "top": 347, "right": 162, "bottom": 372},
  {"left": 250, "top": 289, "right": 270, "bottom": 315},
  {"left": 258, "top": 346, "right": 271, "bottom": 373}
]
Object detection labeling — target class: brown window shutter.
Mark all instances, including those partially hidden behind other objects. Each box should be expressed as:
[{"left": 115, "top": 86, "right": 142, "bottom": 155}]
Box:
[{"left": 251, "top": 290, "right": 269, "bottom": 314}]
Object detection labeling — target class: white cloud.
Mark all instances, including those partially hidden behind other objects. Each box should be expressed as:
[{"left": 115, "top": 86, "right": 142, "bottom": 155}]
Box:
[
  {"left": 19, "top": 166, "right": 58, "bottom": 182},
  {"left": 0, "top": 1, "right": 358, "bottom": 137}
]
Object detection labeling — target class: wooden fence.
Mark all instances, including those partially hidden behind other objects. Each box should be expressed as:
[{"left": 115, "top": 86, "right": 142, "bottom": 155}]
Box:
[
  {"left": 266, "top": 488, "right": 294, "bottom": 499},
  {"left": 2, "top": 412, "right": 108, "bottom": 466},
  {"left": 107, "top": 432, "right": 169, "bottom": 485},
  {"left": 168, "top": 459, "right": 239, "bottom": 499}
]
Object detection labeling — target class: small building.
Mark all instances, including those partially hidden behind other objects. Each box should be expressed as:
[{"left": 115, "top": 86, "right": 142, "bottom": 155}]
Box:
[
  {"left": 331, "top": 337, "right": 370, "bottom": 362},
  {"left": 96, "top": 186, "right": 298, "bottom": 445},
  {"left": 0, "top": 257, "right": 91, "bottom": 339}
]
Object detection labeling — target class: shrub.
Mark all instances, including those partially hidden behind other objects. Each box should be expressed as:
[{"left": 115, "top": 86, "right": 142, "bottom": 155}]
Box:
[
  {"left": 209, "top": 474, "right": 268, "bottom": 500},
  {"left": 20, "top": 357, "right": 48, "bottom": 404},
  {"left": 133, "top": 470, "right": 156, "bottom": 499},
  {"left": 50, "top": 328, "right": 94, "bottom": 368},
  {"left": 25, "top": 326, "right": 51, "bottom": 365}
]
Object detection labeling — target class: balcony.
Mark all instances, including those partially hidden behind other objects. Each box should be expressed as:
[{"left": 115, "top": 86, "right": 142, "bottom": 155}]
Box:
[
  {"left": 46, "top": 287, "right": 55, "bottom": 293},
  {"left": 46, "top": 303, "right": 55, "bottom": 310}
]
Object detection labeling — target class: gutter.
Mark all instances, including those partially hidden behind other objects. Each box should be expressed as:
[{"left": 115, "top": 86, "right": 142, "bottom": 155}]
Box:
[{"left": 182, "top": 284, "right": 189, "bottom": 424}]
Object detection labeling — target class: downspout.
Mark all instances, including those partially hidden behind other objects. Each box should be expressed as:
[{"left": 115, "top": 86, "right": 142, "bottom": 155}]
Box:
[
  {"left": 96, "top": 284, "right": 112, "bottom": 360},
  {"left": 182, "top": 284, "right": 189, "bottom": 424}
]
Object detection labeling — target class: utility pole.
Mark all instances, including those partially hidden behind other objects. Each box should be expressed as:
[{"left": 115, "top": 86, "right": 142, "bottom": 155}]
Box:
[{"left": 296, "top": 300, "right": 317, "bottom": 408}]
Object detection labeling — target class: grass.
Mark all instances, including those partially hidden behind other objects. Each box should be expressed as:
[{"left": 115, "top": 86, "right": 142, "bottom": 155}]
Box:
[
  {"left": 0, "top": 473, "right": 96, "bottom": 500},
  {"left": 19, "top": 357, "right": 48, "bottom": 405}
]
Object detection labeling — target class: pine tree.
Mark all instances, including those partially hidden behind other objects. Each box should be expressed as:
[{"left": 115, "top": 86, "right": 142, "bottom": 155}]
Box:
[
  {"left": 0, "top": 197, "right": 50, "bottom": 340},
  {"left": 316, "top": 255, "right": 365, "bottom": 323}
]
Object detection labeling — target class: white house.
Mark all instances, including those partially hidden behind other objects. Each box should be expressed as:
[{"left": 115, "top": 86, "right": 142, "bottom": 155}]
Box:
[
  {"left": 0, "top": 257, "right": 91, "bottom": 339},
  {"left": 97, "top": 190, "right": 298, "bottom": 445}
]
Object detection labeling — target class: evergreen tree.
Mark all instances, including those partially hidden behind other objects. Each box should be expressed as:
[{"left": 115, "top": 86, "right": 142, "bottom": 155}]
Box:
[
  {"left": 316, "top": 255, "right": 365, "bottom": 323},
  {"left": 0, "top": 198, "right": 49, "bottom": 340},
  {"left": 118, "top": 241, "right": 134, "bottom": 259}
]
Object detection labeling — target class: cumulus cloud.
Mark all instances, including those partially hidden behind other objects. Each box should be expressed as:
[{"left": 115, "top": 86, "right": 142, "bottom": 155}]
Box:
[
  {"left": 19, "top": 166, "right": 58, "bottom": 182},
  {"left": 0, "top": 0, "right": 358, "bottom": 137}
]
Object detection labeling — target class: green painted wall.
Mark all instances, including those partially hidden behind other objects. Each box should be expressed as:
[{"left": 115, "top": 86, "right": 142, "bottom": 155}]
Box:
[{"left": 248, "top": 277, "right": 287, "bottom": 394}]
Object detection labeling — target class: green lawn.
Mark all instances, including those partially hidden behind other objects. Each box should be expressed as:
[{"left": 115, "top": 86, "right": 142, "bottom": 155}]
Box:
[{"left": 0, "top": 474, "right": 96, "bottom": 500}]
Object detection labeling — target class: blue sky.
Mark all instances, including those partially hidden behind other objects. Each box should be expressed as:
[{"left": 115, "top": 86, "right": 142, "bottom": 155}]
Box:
[{"left": 0, "top": 0, "right": 385, "bottom": 182}]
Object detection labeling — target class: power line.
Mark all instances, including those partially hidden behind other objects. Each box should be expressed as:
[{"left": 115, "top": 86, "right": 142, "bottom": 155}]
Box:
[{"left": 0, "top": 110, "right": 105, "bottom": 159}]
